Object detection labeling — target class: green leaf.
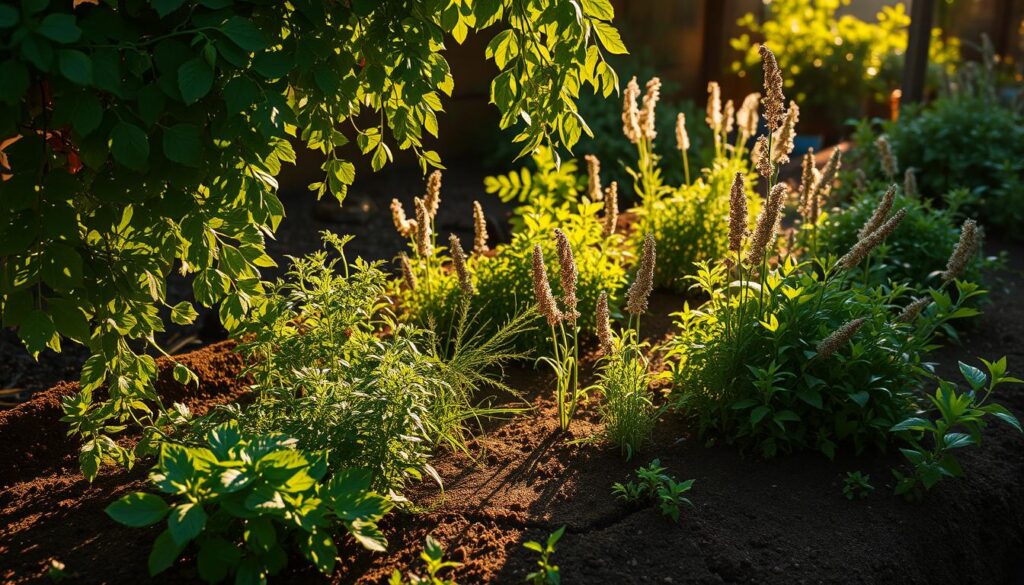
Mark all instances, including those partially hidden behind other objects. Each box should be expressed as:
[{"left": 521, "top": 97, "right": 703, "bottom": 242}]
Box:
[
  {"left": 40, "top": 243, "right": 83, "bottom": 291},
  {"left": 48, "top": 297, "right": 90, "bottom": 343},
  {"left": 69, "top": 92, "right": 103, "bottom": 136},
  {"left": 580, "top": 0, "right": 614, "bottom": 20},
  {"left": 177, "top": 58, "right": 214, "bottom": 105},
  {"left": 0, "top": 60, "right": 29, "bottom": 105},
  {"left": 220, "top": 16, "right": 268, "bottom": 52},
  {"left": 162, "top": 123, "right": 202, "bottom": 166},
  {"left": 37, "top": 13, "right": 81, "bottom": 44},
  {"left": 0, "top": 5, "right": 19, "bottom": 28},
  {"left": 303, "top": 531, "right": 337, "bottom": 575},
  {"left": 58, "top": 49, "right": 92, "bottom": 85},
  {"left": 20, "top": 309, "right": 60, "bottom": 358},
  {"left": 223, "top": 76, "right": 258, "bottom": 114},
  {"left": 168, "top": 503, "right": 207, "bottom": 545},
  {"left": 593, "top": 21, "right": 627, "bottom": 54},
  {"left": 106, "top": 493, "right": 169, "bottom": 527},
  {"left": 170, "top": 301, "right": 199, "bottom": 325},
  {"left": 173, "top": 363, "right": 198, "bottom": 386},
  {"left": 750, "top": 406, "right": 769, "bottom": 426},
  {"left": 148, "top": 530, "right": 185, "bottom": 576},
  {"left": 958, "top": 361, "right": 987, "bottom": 391},
  {"left": 152, "top": 0, "right": 186, "bottom": 18},
  {"left": 197, "top": 537, "right": 242, "bottom": 582},
  {"left": 943, "top": 432, "right": 975, "bottom": 449},
  {"left": 110, "top": 121, "right": 150, "bottom": 171}
]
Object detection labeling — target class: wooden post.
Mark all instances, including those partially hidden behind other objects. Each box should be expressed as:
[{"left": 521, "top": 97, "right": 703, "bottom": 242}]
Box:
[{"left": 901, "top": 0, "right": 935, "bottom": 105}]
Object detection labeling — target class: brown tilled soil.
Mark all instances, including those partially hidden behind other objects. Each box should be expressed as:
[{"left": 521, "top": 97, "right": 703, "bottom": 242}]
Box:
[{"left": 2, "top": 243, "right": 1024, "bottom": 585}]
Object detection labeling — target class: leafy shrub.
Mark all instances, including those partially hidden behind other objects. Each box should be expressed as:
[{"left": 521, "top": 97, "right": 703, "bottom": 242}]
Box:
[
  {"left": 106, "top": 422, "right": 391, "bottom": 582},
  {"left": 389, "top": 536, "right": 462, "bottom": 585},
  {"left": 808, "top": 186, "right": 993, "bottom": 288},
  {"left": 731, "top": 0, "right": 957, "bottom": 125},
  {"left": 891, "top": 357, "right": 1022, "bottom": 500},
  {"left": 886, "top": 97, "right": 1024, "bottom": 235},
  {"left": 668, "top": 259, "right": 931, "bottom": 458}
]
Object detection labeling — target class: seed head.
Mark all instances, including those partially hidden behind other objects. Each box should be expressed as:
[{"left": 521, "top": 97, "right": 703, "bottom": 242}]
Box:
[
  {"left": 896, "top": 297, "right": 931, "bottom": 324},
  {"left": 399, "top": 253, "right": 417, "bottom": 290},
  {"left": 903, "top": 168, "right": 918, "bottom": 199},
  {"left": 857, "top": 184, "right": 897, "bottom": 240},
  {"left": 413, "top": 197, "right": 433, "bottom": 257},
  {"left": 737, "top": 92, "right": 761, "bottom": 140},
  {"left": 532, "top": 245, "right": 562, "bottom": 327},
  {"left": 424, "top": 170, "right": 442, "bottom": 219},
  {"left": 626, "top": 233, "right": 656, "bottom": 315},
  {"left": 639, "top": 77, "right": 661, "bottom": 142},
  {"left": 759, "top": 44, "right": 786, "bottom": 131},
  {"left": 728, "top": 172, "right": 748, "bottom": 254},
  {"left": 585, "top": 154, "right": 603, "bottom": 202},
  {"left": 553, "top": 229, "right": 580, "bottom": 323},
  {"left": 746, "top": 183, "right": 787, "bottom": 265},
  {"left": 839, "top": 208, "right": 907, "bottom": 270},
  {"left": 675, "top": 113, "right": 690, "bottom": 153},
  {"left": 706, "top": 81, "right": 722, "bottom": 133},
  {"left": 622, "top": 76, "right": 642, "bottom": 144},
  {"left": 753, "top": 135, "right": 772, "bottom": 178},
  {"left": 596, "top": 291, "right": 613, "bottom": 356},
  {"left": 472, "top": 201, "right": 489, "bottom": 255},
  {"left": 810, "top": 149, "right": 841, "bottom": 224},
  {"left": 797, "top": 149, "right": 817, "bottom": 220},
  {"left": 816, "top": 318, "right": 867, "bottom": 359},
  {"left": 603, "top": 181, "right": 619, "bottom": 238},
  {"left": 391, "top": 198, "right": 416, "bottom": 237},
  {"left": 942, "top": 219, "right": 979, "bottom": 283},
  {"left": 448, "top": 234, "right": 473, "bottom": 296},
  {"left": 876, "top": 135, "right": 898, "bottom": 179},
  {"left": 771, "top": 101, "right": 799, "bottom": 166},
  {"left": 723, "top": 99, "right": 735, "bottom": 136}
]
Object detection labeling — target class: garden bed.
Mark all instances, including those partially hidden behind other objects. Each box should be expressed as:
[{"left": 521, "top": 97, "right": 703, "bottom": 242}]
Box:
[{"left": 2, "top": 238, "right": 1024, "bottom": 585}]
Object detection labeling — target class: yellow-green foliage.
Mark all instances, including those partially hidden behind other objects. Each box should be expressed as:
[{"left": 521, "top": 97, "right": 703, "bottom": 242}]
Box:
[
  {"left": 731, "top": 0, "right": 958, "bottom": 123},
  {"left": 634, "top": 157, "right": 760, "bottom": 292}
]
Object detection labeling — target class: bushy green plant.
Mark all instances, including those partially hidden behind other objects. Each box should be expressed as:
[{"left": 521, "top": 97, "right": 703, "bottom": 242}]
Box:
[
  {"left": 389, "top": 536, "right": 462, "bottom": 585},
  {"left": 807, "top": 186, "right": 993, "bottom": 288},
  {"left": 0, "top": 0, "right": 628, "bottom": 481},
  {"left": 106, "top": 422, "right": 391, "bottom": 582},
  {"left": 611, "top": 459, "right": 694, "bottom": 522},
  {"left": 731, "top": 0, "right": 957, "bottom": 125},
  {"left": 524, "top": 526, "right": 564, "bottom": 585},
  {"left": 891, "top": 357, "right": 1022, "bottom": 500}
]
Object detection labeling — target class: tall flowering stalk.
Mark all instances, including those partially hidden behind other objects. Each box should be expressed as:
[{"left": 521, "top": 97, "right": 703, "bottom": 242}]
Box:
[
  {"left": 533, "top": 233, "right": 584, "bottom": 432},
  {"left": 675, "top": 113, "right": 691, "bottom": 185},
  {"left": 624, "top": 76, "right": 664, "bottom": 206}
]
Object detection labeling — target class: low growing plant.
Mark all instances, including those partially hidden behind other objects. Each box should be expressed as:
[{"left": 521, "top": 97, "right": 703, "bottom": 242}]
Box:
[
  {"left": 842, "top": 471, "right": 874, "bottom": 500},
  {"left": 891, "top": 357, "right": 1022, "bottom": 500},
  {"left": 611, "top": 459, "right": 694, "bottom": 523},
  {"left": 389, "top": 536, "right": 462, "bottom": 585},
  {"left": 524, "top": 526, "right": 565, "bottom": 585},
  {"left": 106, "top": 422, "right": 391, "bottom": 583}
]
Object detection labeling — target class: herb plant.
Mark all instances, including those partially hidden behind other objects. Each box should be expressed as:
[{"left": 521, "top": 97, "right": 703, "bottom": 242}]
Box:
[
  {"left": 105, "top": 422, "right": 391, "bottom": 582},
  {"left": 891, "top": 357, "right": 1022, "bottom": 500},
  {"left": 524, "top": 526, "right": 565, "bottom": 585},
  {"left": 612, "top": 459, "right": 694, "bottom": 523}
]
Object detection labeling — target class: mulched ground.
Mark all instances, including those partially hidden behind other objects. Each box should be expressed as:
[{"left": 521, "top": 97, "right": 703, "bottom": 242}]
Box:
[{"left": 2, "top": 237, "right": 1024, "bottom": 584}]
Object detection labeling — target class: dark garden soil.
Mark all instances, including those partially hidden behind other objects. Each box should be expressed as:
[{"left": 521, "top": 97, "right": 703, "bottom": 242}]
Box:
[{"left": 3, "top": 237, "right": 1024, "bottom": 585}]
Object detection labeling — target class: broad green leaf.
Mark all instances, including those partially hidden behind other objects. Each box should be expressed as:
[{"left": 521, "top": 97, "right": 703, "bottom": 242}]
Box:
[
  {"left": 162, "top": 123, "right": 201, "bottom": 166},
  {"left": 20, "top": 309, "right": 60, "bottom": 358},
  {"left": 69, "top": 92, "right": 103, "bottom": 136},
  {"left": 148, "top": 530, "right": 185, "bottom": 575},
  {"left": 197, "top": 537, "right": 241, "bottom": 582},
  {"left": 170, "top": 301, "right": 198, "bottom": 325},
  {"left": 177, "top": 58, "right": 214, "bottom": 105},
  {"left": 958, "top": 361, "right": 987, "bottom": 391},
  {"left": 303, "top": 531, "right": 337, "bottom": 574},
  {"left": 41, "top": 243, "right": 83, "bottom": 291},
  {"left": 0, "top": 5, "right": 19, "bottom": 28},
  {"left": 110, "top": 121, "right": 150, "bottom": 171},
  {"left": 580, "top": 0, "right": 614, "bottom": 20},
  {"left": 152, "top": 0, "right": 186, "bottom": 18},
  {"left": 172, "top": 363, "right": 197, "bottom": 386},
  {"left": 593, "top": 21, "right": 627, "bottom": 54},
  {"left": 168, "top": 503, "right": 207, "bottom": 545},
  {"left": 37, "top": 13, "right": 81, "bottom": 44},
  {"left": 220, "top": 16, "right": 268, "bottom": 52},
  {"left": 223, "top": 76, "right": 258, "bottom": 114},
  {"left": 58, "top": 49, "right": 92, "bottom": 85},
  {"left": 48, "top": 297, "right": 90, "bottom": 343},
  {"left": 106, "top": 492, "right": 169, "bottom": 527}
]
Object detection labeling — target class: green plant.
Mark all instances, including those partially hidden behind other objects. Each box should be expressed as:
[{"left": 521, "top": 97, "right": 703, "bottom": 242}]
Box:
[
  {"left": 611, "top": 459, "right": 694, "bottom": 523},
  {"left": 524, "top": 526, "right": 564, "bottom": 585},
  {"left": 105, "top": 422, "right": 391, "bottom": 582},
  {"left": 731, "top": 0, "right": 957, "bottom": 125},
  {"left": 842, "top": 471, "right": 874, "bottom": 500},
  {"left": 389, "top": 536, "right": 462, "bottom": 585},
  {"left": 0, "top": 0, "right": 627, "bottom": 481},
  {"left": 595, "top": 236, "right": 660, "bottom": 458},
  {"left": 891, "top": 357, "right": 1022, "bottom": 500}
]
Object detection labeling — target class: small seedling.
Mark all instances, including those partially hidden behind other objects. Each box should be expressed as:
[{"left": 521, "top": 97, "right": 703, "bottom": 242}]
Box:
[
  {"left": 390, "top": 535, "right": 462, "bottom": 585},
  {"left": 842, "top": 471, "right": 874, "bottom": 500},
  {"left": 524, "top": 526, "right": 564, "bottom": 585},
  {"left": 612, "top": 459, "right": 695, "bottom": 523}
]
